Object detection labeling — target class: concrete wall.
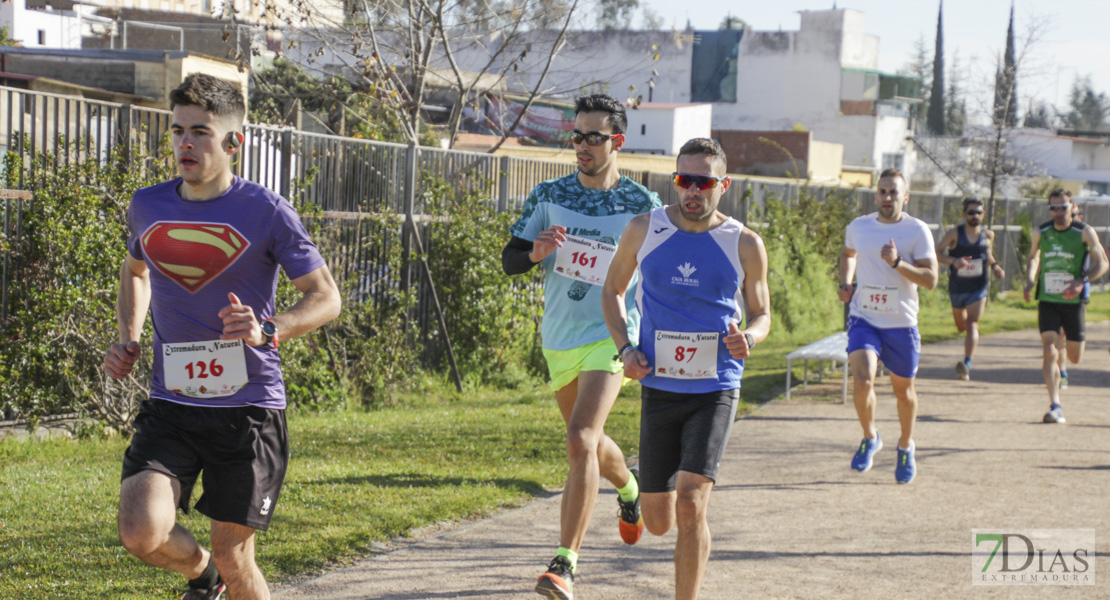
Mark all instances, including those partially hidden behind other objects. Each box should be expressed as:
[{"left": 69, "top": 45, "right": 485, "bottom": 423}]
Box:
[
  {"left": 0, "top": 2, "right": 83, "bottom": 49},
  {"left": 809, "top": 139, "right": 844, "bottom": 181},
  {"left": 0, "top": 52, "right": 137, "bottom": 93},
  {"left": 624, "top": 103, "right": 712, "bottom": 155}
]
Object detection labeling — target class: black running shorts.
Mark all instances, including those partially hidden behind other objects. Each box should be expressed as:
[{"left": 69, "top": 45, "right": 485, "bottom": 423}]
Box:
[
  {"left": 121, "top": 399, "right": 289, "bottom": 531},
  {"left": 1038, "top": 301, "right": 1085, "bottom": 342},
  {"left": 638, "top": 387, "right": 739, "bottom": 493}
]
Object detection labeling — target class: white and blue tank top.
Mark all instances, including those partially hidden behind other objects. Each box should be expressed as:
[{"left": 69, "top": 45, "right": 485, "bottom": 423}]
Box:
[{"left": 636, "top": 207, "right": 746, "bottom": 394}]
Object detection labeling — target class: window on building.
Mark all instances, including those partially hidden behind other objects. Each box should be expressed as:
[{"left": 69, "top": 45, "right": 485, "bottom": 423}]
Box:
[
  {"left": 882, "top": 153, "right": 904, "bottom": 172},
  {"left": 641, "top": 124, "right": 646, "bottom": 135},
  {"left": 37, "top": 30, "right": 44, "bottom": 45}
]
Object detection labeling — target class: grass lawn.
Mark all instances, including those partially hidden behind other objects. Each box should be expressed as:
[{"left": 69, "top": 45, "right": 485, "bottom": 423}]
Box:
[{"left": 1, "top": 290, "right": 1105, "bottom": 598}]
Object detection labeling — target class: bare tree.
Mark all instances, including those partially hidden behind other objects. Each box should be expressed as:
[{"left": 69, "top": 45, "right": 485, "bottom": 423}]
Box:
[{"left": 272, "top": 0, "right": 585, "bottom": 149}]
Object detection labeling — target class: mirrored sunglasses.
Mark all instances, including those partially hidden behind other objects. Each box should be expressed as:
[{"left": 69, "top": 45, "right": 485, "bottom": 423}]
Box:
[{"left": 673, "top": 173, "right": 727, "bottom": 190}]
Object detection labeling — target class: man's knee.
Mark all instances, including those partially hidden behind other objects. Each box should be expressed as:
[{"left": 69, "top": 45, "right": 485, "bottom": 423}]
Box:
[
  {"left": 118, "top": 514, "right": 165, "bottom": 559},
  {"left": 674, "top": 481, "right": 711, "bottom": 525},
  {"left": 565, "top": 426, "right": 601, "bottom": 462}
]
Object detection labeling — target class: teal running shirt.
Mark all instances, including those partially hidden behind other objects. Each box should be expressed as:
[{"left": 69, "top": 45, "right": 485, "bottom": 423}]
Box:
[{"left": 511, "top": 173, "right": 661, "bottom": 350}]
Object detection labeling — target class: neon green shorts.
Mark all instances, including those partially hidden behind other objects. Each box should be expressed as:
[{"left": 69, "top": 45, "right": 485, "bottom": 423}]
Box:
[{"left": 542, "top": 338, "right": 623, "bottom": 391}]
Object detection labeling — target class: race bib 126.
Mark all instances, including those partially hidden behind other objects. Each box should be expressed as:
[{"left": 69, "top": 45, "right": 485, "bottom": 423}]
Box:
[{"left": 163, "top": 339, "right": 249, "bottom": 398}]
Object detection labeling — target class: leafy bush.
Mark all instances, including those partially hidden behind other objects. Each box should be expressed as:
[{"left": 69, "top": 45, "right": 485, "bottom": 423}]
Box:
[
  {"left": 756, "top": 186, "right": 857, "bottom": 341},
  {"left": 422, "top": 175, "right": 545, "bottom": 387},
  {"left": 0, "top": 143, "right": 170, "bottom": 427}
]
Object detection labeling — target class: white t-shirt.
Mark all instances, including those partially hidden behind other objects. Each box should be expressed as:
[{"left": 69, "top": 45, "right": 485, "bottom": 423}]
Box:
[{"left": 845, "top": 212, "right": 936, "bottom": 328}]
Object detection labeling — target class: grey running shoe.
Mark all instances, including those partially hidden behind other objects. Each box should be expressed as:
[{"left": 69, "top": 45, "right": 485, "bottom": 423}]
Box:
[
  {"left": 1043, "top": 404, "right": 1066, "bottom": 424},
  {"left": 955, "top": 361, "right": 970, "bottom": 381}
]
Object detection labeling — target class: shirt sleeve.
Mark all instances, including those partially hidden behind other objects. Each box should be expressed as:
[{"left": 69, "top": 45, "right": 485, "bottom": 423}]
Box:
[
  {"left": 844, "top": 219, "right": 857, "bottom": 251},
  {"left": 912, "top": 220, "right": 936, "bottom": 261},
  {"left": 508, "top": 186, "right": 543, "bottom": 239},
  {"left": 126, "top": 196, "right": 144, "bottom": 261},
  {"left": 517, "top": 201, "right": 549, "bottom": 243},
  {"left": 270, "top": 199, "right": 326, "bottom": 280}
]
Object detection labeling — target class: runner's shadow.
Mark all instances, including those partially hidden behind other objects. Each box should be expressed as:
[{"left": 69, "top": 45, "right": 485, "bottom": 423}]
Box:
[
  {"left": 299, "top": 473, "right": 552, "bottom": 497},
  {"left": 1038, "top": 465, "right": 1110, "bottom": 471}
]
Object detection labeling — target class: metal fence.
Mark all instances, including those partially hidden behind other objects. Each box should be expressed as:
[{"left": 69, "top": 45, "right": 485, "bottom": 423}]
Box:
[
  {"left": 0, "top": 192, "right": 31, "bottom": 324},
  {"left": 1, "top": 84, "right": 1108, "bottom": 326}
]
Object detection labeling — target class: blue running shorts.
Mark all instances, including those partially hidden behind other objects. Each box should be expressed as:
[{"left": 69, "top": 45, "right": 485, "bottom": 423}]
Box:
[{"left": 846, "top": 315, "right": 921, "bottom": 378}]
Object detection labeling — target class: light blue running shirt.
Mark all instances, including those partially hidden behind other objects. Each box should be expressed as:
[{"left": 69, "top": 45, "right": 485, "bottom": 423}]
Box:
[{"left": 511, "top": 173, "right": 661, "bottom": 351}]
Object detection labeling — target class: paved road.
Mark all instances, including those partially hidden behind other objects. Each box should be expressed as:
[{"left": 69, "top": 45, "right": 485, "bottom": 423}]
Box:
[{"left": 275, "top": 324, "right": 1110, "bottom": 599}]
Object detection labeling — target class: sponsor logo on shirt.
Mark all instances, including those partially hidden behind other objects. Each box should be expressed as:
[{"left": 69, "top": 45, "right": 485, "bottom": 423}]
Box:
[{"left": 672, "top": 262, "right": 699, "bottom": 287}]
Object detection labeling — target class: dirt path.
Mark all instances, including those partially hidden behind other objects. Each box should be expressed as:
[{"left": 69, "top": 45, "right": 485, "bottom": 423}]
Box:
[{"left": 275, "top": 324, "right": 1110, "bottom": 599}]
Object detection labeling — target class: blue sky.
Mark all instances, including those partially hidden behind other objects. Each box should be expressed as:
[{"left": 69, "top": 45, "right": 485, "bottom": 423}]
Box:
[{"left": 638, "top": 0, "right": 1107, "bottom": 117}]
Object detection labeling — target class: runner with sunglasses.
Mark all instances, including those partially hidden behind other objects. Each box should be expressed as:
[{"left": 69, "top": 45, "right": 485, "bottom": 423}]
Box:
[
  {"left": 501, "top": 93, "right": 661, "bottom": 600},
  {"left": 838, "top": 168, "right": 938, "bottom": 484},
  {"left": 935, "top": 198, "right": 1004, "bottom": 381},
  {"left": 1023, "top": 189, "right": 1108, "bottom": 424},
  {"left": 602, "top": 137, "right": 771, "bottom": 600}
]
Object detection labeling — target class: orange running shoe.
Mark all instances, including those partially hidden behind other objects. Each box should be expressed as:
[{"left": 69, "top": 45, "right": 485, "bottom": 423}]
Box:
[
  {"left": 535, "top": 555, "right": 574, "bottom": 600},
  {"left": 617, "top": 470, "right": 644, "bottom": 545}
]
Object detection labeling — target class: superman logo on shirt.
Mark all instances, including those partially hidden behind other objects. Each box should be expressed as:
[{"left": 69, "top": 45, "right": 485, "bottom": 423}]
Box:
[{"left": 141, "top": 222, "right": 250, "bottom": 293}]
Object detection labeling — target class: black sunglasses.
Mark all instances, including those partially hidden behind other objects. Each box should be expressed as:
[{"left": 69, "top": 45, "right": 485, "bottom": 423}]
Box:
[
  {"left": 673, "top": 173, "right": 728, "bottom": 190},
  {"left": 965, "top": 210, "right": 983, "bottom": 216},
  {"left": 570, "top": 130, "right": 617, "bottom": 146},
  {"left": 1048, "top": 204, "right": 1072, "bottom": 212}
]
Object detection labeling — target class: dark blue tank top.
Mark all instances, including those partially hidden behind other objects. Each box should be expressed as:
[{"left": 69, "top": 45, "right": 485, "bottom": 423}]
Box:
[{"left": 947, "top": 225, "right": 989, "bottom": 294}]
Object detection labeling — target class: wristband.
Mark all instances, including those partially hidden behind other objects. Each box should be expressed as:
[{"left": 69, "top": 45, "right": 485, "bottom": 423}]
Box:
[
  {"left": 891, "top": 256, "right": 902, "bottom": 269},
  {"left": 614, "top": 343, "right": 634, "bottom": 361}
]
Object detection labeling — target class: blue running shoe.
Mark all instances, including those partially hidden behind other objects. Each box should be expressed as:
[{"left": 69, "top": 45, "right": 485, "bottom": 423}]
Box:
[
  {"left": 850, "top": 433, "right": 882, "bottom": 472},
  {"left": 895, "top": 445, "right": 916, "bottom": 484}
]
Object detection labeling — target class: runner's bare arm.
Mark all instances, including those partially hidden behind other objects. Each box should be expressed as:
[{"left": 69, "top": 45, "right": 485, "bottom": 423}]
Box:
[
  {"left": 838, "top": 246, "right": 857, "bottom": 302},
  {"left": 935, "top": 228, "right": 957, "bottom": 265},
  {"left": 730, "top": 229, "right": 771, "bottom": 359},
  {"left": 602, "top": 215, "right": 650, "bottom": 379},
  {"left": 220, "top": 264, "right": 342, "bottom": 346},
  {"left": 1084, "top": 226, "right": 1109, "bottom": 282},
  {"left": 986, "top": 230, "right": 1005, "bottom": 279},
  {"left": 104, "top": 255, "right": 151, "bottom": 379},
  {"left": 1024, "top": 228, "right": 1042, "bottom": 301}
]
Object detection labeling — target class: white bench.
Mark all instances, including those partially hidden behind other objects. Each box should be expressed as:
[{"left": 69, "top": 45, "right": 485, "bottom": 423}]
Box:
[{"left": 785, "top": 332, "right": 849, "bottom": 403}]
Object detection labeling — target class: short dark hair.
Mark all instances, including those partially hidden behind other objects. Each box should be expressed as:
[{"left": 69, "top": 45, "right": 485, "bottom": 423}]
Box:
[
  {"left": 574, "top": 94, "right": 627, "bottom": 134},
  {"left": 678, "top": 137, "right": 728, "bottom": 172},
  {"left": 1048, "top": 188, "right": 1072, "bottom": 202},
  {"left": 170, "top": 73, "right": 245, "bottom": 128},
  {"left": 962, "top": 198, "right": 983, "bottom": 212},
  {"left": 878, "top": 168, "right": 905, "bottom": 184}
]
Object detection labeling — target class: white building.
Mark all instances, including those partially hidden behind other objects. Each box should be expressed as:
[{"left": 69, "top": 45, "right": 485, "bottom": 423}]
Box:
[
  {"left": 623, "top": 102, "right": 712, "bottom": 155},
  {"left": 1008, "top": 129, "right": 1110, "bottom": 197}
]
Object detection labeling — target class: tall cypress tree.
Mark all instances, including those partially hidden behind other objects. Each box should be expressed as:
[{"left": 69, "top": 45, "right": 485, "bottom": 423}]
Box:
[
  {"left": 992, "top": 4, "right": 1018, "bottom": 128},
  {"left": 926, "top": 1, "right": 946, "bottom": 135}
]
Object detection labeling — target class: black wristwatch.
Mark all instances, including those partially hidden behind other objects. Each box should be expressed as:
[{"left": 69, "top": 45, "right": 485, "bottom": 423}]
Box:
[
  {"left": 744, "top": 332, "right": 755, "bottom": 351},
  {"left": 261, "top": 319, "right": 279, "bottom": 349}
]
